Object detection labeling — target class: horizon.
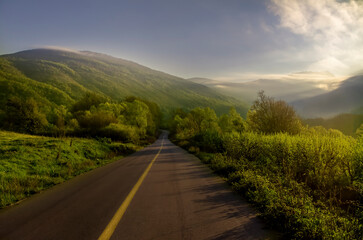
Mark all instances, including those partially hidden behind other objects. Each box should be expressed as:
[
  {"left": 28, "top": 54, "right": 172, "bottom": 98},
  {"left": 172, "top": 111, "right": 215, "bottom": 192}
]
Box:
[{"left": 1, "top": 0, "right": 362, "bottom": 82}]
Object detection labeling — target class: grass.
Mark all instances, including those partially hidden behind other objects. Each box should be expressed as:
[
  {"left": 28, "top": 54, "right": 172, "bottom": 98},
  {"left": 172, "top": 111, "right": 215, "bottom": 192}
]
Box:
[
  {"left": 0, "top": 130, "right": 141, "bottom": 208},
  {"left": 174, "top": 132, "right": 363, "bottom": 239}
]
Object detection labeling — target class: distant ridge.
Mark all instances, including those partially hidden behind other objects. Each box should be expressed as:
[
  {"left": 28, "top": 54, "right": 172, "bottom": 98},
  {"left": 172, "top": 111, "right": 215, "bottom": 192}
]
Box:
[
  {"left": 0, "top": 48, "right": 248, "bottom": 115},
  {"left": 292, "top": 75, "right": 363, "bottom": 118},
  {"left": 188, "top": 76, "right": 332, "bottom": 104}
]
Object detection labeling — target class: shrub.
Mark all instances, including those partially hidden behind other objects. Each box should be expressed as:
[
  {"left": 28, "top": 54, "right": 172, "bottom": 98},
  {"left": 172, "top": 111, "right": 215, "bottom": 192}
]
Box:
[{"left": 247, "top": 91, "right": 302, "bottom": 134}]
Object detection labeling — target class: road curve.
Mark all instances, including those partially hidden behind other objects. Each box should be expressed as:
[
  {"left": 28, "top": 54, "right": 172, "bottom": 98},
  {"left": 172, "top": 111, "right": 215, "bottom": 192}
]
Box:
[{"left": 0, "top": 132, "right": 278, "bottom": 240}]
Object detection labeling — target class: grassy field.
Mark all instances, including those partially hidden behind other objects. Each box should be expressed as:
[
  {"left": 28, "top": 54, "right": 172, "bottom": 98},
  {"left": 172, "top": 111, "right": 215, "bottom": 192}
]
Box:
[
  {"left": 183, "top": 132, "right": 363, "bottom": 239},
  {"left": 0, "top": 130, "right": 141, "bottom": 208}
]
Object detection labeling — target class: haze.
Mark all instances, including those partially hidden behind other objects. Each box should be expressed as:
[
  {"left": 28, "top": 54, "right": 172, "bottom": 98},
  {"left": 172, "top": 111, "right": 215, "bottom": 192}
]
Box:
[{"left": 1, "top": 0, "right": 362, "bottom": 81}]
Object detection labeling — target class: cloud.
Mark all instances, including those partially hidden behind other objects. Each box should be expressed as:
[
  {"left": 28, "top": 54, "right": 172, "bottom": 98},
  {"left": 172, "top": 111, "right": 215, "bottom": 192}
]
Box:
[
  {"left": 269, "top": 0, "right": 363, "bottom": 76},
  {"left": 36, "top": 45, "right": 80, "bottom": 53},
  {"left": 215, "top": 71, "right": 346, "bottom": 91}
]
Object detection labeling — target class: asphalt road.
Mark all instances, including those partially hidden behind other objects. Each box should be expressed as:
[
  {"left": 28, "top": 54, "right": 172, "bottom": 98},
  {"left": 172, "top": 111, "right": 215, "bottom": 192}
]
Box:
[{"left": 0, "top": 132, "right": 278, "bottom": 240}]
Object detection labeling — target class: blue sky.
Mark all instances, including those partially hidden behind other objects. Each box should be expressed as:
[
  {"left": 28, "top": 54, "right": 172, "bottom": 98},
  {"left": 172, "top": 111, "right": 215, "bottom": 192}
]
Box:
[{"left": 0, "top": 0, "right": 362, "bottom": 81}]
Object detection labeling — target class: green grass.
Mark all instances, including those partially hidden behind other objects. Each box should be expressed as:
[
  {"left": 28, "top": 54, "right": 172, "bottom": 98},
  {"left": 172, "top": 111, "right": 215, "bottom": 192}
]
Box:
[
  {"left": 0, "top": 130, "right": 141, "bottom": 208},
  {"left": 175, "top": 132, "right": 363, "bottom": 239}
]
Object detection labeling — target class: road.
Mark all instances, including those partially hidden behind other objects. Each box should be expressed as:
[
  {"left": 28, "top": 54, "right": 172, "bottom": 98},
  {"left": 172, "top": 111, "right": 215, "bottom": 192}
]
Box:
[{"left": 0, "top": 132, "right": 278, "bottom": 240}]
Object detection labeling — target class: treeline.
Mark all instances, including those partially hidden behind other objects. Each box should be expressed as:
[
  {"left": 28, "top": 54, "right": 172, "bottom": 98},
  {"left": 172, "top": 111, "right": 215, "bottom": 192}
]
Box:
[
  {"left": 304, "top": 113, "right": 363, "bottom": 136},
  {"left": 0, "top": 93, "right": 162, "bottom": 143},
  {"left": 168, "top": 91, "right": 362, "bottom": 239}
]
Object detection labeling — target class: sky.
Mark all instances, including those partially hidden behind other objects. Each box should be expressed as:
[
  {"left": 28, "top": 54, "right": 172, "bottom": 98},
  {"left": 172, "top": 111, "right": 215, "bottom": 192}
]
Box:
[{"left": 0, "top": 0, "right": 362, "bottom": 81}]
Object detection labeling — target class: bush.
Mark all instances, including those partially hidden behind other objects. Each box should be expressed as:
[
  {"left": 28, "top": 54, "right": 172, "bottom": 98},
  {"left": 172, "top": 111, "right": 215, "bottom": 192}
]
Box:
[
  {"left": 247, "top": 91, "right": 302, "bottom": 134},
  {"left": 4, "top": 97, "right": 48, "bottom": 134},
  {"left": 99, "top": 123, "right": 140, "bottom": 143}
]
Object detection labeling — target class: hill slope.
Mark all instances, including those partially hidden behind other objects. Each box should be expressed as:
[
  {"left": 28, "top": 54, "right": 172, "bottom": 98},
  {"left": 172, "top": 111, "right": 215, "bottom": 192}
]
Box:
[
  {"left": 0, "top": 49, "right": 247, "bottom": 115},
  {"left": 292, "top": 75, "right": 363, "bottom": 118}
]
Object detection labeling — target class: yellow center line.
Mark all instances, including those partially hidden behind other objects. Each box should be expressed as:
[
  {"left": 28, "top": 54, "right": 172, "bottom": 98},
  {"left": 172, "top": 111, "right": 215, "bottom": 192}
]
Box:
[{"left": 98, "top": 137, "right": 164, "bottom": 240}]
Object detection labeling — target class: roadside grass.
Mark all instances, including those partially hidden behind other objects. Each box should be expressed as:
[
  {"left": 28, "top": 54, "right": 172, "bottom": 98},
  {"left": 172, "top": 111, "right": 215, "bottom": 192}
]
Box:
[
  {"left": 0, "top": 130, "right": 141, "bottom": 208},
  {"left": 173, "top": 132, "right": 363, "bottom": 240}
]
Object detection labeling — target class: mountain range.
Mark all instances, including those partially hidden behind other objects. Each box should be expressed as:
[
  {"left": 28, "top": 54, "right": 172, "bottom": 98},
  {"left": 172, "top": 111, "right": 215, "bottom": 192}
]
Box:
[
  {"left": 292, "top": 75, "right": 363, "bottom": 118},
  {"left": 0, "top": 49, "right": 248, "bottom": 116},
  {"left": 1, "top": 48, "right": 362, "bottom": 120},
  {"left": 189, "top": 74, "right": 363, "bottom": 118},
  {"left": 188, "top": 73, "right": 339, "bottom": 104}
]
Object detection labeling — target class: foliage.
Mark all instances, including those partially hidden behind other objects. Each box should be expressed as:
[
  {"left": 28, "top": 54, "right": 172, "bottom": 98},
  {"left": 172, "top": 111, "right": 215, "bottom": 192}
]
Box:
[
  {"left": 1, "top": 92, "right": 161, "bottom": 144},
  {"left": 3, "top": 96, "right": 48, "bottom": 134},
  {"left": 304, "top": 114, "right": 363, "bottom": 136},
  {"left": 219, "top": 107, "right": 245, "bottom": 133},
  {"left": 355, "top": 123, "right": 363, "bottom": 137},
  {"left": 169, "top": 107, "right": 223, "bottom": 152},
  {"left": 0, "top": 49, "right": 248, "bottom": 116},
  {"left": 71, "top": 92, "right": 107, "bottom": 113},
  {"left": 0, "top": 130, "right": 140, "bottom": 208},
  {"left": 170, "top": 105, "right": 363, "bottom": 239},
  {"left": 247, "top": 91, "right": 302, "bottom": 134}
]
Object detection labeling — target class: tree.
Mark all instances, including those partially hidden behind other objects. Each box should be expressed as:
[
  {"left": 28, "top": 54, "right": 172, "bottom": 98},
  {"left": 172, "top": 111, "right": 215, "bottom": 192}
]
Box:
[
  {"left": 356, "top": 124, "right": 363, "bottom": 137},
  {"left": 77, "top": 111, "right": 117, "bottom": 130},
  {"left": 4, "top": 96, "right": 48, "bottom": 134},
  {"left": 71, "top": 92, "right": 107, "bottom": 113},
  {"left": 122, "top": 100, "right": 150, "bottom": 137},
  {"left": 247, "top": 91, "right": 302, "bottom": 134},
  {"left": 219, "top": 107, "right": 245, "bottom": 133}
]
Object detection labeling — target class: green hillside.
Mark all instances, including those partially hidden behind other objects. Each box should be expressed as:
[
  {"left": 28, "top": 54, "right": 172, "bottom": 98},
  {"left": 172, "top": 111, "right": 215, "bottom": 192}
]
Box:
[{"left": 0, "top": 49, "right": 247, "bottom": 116}]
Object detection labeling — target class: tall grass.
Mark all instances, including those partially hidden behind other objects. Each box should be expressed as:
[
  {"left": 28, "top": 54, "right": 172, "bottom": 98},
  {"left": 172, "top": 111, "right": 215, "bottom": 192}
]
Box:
[
  {"left": 182, "top": 131, "right": 362, "bottom": 239},
  {"left": 0, "top": 131, "right": 140, "bottom": 208}
]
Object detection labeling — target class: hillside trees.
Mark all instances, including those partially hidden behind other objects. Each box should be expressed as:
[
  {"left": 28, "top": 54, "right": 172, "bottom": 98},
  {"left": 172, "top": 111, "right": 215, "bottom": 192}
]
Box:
[
  {"left": 219, "top": 107, "right": 245, "bottom": 133},
  {"left": 0, "top": 92, "right": 161, "bottom": 143},
  {"left": 356, "top": 123, "right": 363, "bottom": 137},
  {"left": 247, "top": 91, "right": 302, "bottom": 134},
  {"left": 71, "top": 92, "right": 107, "bottom": 113},
  {"left": 3, "top": 96, "right": 48, "bottom": 134},
  {"left": 70, "top": 95, "right": 161, "bottom": 142}
]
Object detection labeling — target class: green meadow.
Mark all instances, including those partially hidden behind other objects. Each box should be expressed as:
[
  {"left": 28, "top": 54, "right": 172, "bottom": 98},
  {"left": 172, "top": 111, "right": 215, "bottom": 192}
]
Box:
[{"left": 0, "top": 130, "right": 140, "bottom": 208}]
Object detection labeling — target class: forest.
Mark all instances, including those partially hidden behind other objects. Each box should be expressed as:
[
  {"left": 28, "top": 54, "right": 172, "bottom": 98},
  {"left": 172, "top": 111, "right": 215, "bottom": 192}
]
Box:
[
  {"left": 168, "top": 92, "right": 362, "bottom": 239},
  {"left": 1, "top": 92, "right": 162, "bottom": 143}
]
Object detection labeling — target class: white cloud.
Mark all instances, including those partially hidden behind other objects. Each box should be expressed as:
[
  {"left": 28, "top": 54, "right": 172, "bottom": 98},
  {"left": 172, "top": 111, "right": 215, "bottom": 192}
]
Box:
[
  {"left": 269, "top": 0, "right": 363, "bottom": 76},
  {"left": 36, "top": 45, "right": 80, "bottom": 53},
  {"left": 214, "top": 71, "right": 346, "bottom": 91}
]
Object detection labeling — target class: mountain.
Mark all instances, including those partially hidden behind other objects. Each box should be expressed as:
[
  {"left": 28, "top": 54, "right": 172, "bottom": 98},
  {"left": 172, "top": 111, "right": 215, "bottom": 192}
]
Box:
[
  {"left": 0, "top": 49, "right": 248, "bottom": 116},
  {"left": 188, "top": 74, "right": 334, "bottom": 104},
  {"left": 292, "top": 75, "right": 363, "bottom": 118}
]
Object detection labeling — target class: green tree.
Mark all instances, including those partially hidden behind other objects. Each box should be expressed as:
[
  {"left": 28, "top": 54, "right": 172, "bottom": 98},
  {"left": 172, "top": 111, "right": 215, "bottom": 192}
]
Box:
[
  {"left": 247, "top": 91, "right": 302, "bottom": 134},
  {"left": 219, "top": 107, "right": 245, "bottom": 133},
  {"left": 77, "top": 110, "right": 117, "bottom": 130},
  {"left": 356, "top": 123, "right": 363, "bottom": 137},
  {"left": 4, "top": 96, "right": 48, "bottom": 133},
  {"left": 122, "top": 100, "right": 150, "bottom": 136},
  {"left": 71, "top": 92, "right": 107, "bottom": 113}
]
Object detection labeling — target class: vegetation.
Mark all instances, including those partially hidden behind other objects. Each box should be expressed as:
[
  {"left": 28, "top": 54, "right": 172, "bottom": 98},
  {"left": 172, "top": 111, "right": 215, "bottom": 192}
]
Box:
[
  {"left": 169, "top": 96, "right": 362, "bottom": 239},
  {"left": 0, "top": 91, "right": 162, "bottom": 143},
  {"left": 0, "top": 84, "right": 163, "bottom": 207},
  {"left": 247, "top": 91, "right": 302, "bottom": 134},
  {"left": 357, "top": 124, "right": 363, "bottom": 137},
  {"left": 0, "top": 49, "right": 248, "bottom": 116},
  {"left": 0, "top": 130, "right": 140, "bottom": 208},
  {"left": 304, "top": 113, "right": 363, "bottom": 136}
]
